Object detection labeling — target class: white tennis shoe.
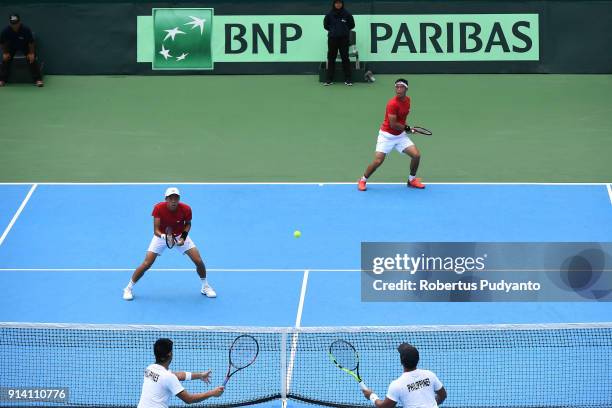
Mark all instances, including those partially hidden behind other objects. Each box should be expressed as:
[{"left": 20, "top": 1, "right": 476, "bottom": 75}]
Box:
[
  {"left": 122, "top": 287, "right": 134, "bottom": 301},
  {"left": 201, "top": 284, "right": 217, "bottom": 298}
]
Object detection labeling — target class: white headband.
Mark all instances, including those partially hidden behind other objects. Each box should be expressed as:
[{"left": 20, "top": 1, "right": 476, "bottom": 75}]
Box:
[{"left": 395, "top": 81, "right": 408, "bottom": 88}]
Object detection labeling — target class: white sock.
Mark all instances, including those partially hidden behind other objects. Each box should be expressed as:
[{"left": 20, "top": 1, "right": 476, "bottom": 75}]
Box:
[
  {"left": 201, "top": 278, "right": 208, "bottom": 287},
  {"left": 409, "top": 175, "right": 416, "bottom": 182},
  {"left": 360, "top": 176, "right": 367, "bottom": 181},
  {"left": 126, "top": 280, "right": 134, "bottom": 289}
]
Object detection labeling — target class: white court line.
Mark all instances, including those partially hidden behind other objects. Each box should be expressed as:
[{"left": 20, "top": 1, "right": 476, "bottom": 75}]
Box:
[
  {"left": 7, "top": 267, "right": 612, "bottom": 273},
  {"left": 0, "top": 268, "right": 359, "bottom": 272},
  {"left": 0, "top": 184, "right": 37, "bottom": 247},
  {"left": 0, "top": 182, "right": 609, "bottom": 186},
  {"left": 283, "top": 270, "right": 310, "bottom": 408},
  {"left": 607, "top": 184, "right": 612, "bottom": 206},
  {"left": 295, "top": 270, "right": 309, "bottom": 328},
  {"left": 5, "top": 268, "right": 612, "bottom": 273}
]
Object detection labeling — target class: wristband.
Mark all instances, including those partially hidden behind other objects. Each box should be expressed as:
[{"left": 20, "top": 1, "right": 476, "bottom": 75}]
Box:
[
  {"left": 404, "top": 125, "right": 411, "bottom": 133},
  {"left": 185, "top": 372, "right": 192, "bottom": 381},
  {"left": 369, "top": 393, "right": 379, "bottom": 403},
  {"left": 181, "top": 231, "right": 188, "bottom": 240}
]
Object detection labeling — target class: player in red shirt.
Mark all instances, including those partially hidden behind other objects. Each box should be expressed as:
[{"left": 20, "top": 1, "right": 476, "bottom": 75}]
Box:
[
  {"left": 358, "top": 79, "right": 425, "bottom": 191},
  {"left": 123, "top": 187, "right": 216, "bottom": 300}
]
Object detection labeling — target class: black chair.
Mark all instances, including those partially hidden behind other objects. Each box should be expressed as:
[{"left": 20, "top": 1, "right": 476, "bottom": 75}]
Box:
[
  {"left": 319, "top": 31, "right": 370, "bottom": 83},
  {"left": 325, "top": 30, "right": 359, "bottom": 70}
]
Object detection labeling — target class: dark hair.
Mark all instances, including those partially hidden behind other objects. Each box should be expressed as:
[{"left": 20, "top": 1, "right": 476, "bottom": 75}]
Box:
[
  {"left": 154, "top": 338, "right": 173, "bottom": 363},
  {"left": 395, "top": 78, "right": 409, "bottom": 87},
  {"left": 398, "top": 343, "right": 419, "bottom": 369}
]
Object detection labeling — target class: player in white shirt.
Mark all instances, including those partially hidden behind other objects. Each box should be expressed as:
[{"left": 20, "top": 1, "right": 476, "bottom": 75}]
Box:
[
  {"left": 137, "top": 338, "right": 224, "bottom": 408},
  {"left": 361, "top": 343, "right": 447, "bottom": 408}
]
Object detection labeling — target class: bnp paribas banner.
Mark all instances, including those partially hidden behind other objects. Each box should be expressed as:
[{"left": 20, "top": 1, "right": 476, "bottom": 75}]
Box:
[{"left": 137, "top": 9, "right": 539, "bottom": 69}]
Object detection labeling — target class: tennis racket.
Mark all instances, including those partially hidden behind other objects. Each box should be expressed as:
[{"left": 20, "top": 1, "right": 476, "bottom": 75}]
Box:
[
  {"left": 411, "top": 126, "right": 432, "bottom": 135},
  {"left": 329, "top": 339, "right": 367, "bottom": 390},
  {"left": 164, "top": 226, "right": 176, "bottom": 249},
  {"left": 223, "top": 334, "right": 259, "bottom": 386}
]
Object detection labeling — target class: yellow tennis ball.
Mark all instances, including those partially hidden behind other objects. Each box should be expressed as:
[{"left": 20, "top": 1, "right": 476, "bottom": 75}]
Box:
[{"left": 293, "top": 230, "right": 302, "bottom": 238}]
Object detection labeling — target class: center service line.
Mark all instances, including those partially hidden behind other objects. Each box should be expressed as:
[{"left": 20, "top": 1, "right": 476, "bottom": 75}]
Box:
[{"left": 283, "top": 270, "right": 310, "bottom": 408}]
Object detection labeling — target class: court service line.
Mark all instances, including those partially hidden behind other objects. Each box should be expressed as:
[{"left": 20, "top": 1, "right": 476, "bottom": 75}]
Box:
[
  {"left": 607, "top": 184, "right": 612, "bottom": 206},
  {"left": 0, "top": 182, "right": 609, "bottom": 186},
  {"left": 0, "top": 184, "right": 37, "bottom": 247},
  {"left": 7, "top": 268, "right": 612, "bottom": 272},
  {"left": 284, "top": 270, "right": 310, "bottom": 408}
]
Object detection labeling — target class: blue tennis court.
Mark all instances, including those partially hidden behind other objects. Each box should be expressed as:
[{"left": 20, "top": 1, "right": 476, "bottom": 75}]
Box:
[{"left": 0, "top": 183, "right": 611, "bottom": 407}]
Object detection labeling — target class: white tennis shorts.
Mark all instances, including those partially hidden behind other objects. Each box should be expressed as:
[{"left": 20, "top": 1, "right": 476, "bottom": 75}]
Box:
[
  {"left": 375, "top": 130, "right": 414, "bottom": 154},
  {"left": 147, "top": 235, "right": 196, "bottom": 255}
]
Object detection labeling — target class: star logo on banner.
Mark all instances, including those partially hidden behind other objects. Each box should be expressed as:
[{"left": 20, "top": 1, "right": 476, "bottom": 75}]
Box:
[
  {"left": 184, "top": 16, "right": 206, "bottom": 35},
  {"left": 163, "top": 27, "right": 186, "bottom": 42},
  {"left": 159, "top": 44, "right": 172, "bottom": 60},
  {"left": 153, "top": 9, "right": 213, "bottom": 69}
]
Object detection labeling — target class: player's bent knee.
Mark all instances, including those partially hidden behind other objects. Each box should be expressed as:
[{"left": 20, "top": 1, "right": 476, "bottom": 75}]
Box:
[{"left": 405, "top": 149, "right": 420, "bottom": 159}]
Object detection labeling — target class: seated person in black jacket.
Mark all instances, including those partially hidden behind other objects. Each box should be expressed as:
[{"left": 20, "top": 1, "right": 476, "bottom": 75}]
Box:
[
  {"left": 323, "top": 0, "right": 355, "bottom": 86},
  {"left": 0, "top": 14, "right": 43, "bottom": 87}
]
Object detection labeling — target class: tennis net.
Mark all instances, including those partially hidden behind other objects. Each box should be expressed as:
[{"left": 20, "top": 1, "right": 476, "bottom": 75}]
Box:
[{"left": 1, "top": 322, "right": 611, "bottom": 408}]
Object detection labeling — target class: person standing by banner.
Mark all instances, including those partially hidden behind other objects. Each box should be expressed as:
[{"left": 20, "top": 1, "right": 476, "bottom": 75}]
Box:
[{"left": 323, "top": 0, "right": 355, "bottom": 86}]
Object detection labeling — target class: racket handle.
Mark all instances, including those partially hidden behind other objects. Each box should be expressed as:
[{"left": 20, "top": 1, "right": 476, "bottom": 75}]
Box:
[
  {"left": 359, "top": 381, "right": 368, "bottom": 391},
  {"left": 223, "top": 377, "right": 229, "bottom": 387}
]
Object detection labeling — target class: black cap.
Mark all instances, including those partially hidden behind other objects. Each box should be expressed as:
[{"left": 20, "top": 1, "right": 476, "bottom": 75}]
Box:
[
  {"left": 398, "top": 343, "right": 419, "bottom": 369},
  {"left": 9, "top": 14, "right": 20, "bottom": 24}
]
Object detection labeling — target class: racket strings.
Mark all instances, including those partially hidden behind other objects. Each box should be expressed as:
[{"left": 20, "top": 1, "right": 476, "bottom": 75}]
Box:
[
  {"left": 230, "top": 336, "right": 259, "bottom": 369},
  {"left": 165, "top": 227, "right": 175, "bottom": 248},
  {"left": 330, "top": 340, "right": 358, "bottom": 371},
  {"left": 413, "top": 126, "right": 432, "bottom": 135}
]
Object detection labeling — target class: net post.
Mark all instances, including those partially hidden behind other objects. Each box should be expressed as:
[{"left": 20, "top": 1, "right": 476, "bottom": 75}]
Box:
[{"left": 281, "top": 329, "right": 287, "bottom": 407}]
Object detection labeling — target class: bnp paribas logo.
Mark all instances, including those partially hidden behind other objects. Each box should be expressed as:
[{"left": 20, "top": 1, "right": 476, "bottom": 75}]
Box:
[{"left": 152, "top": 8, "right": 213, "bottom": 70}]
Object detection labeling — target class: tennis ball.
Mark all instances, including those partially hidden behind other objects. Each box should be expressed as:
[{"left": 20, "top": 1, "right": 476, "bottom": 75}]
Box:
[{"left": 293, "top": 230, "right": 302, "bottom": 238}]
